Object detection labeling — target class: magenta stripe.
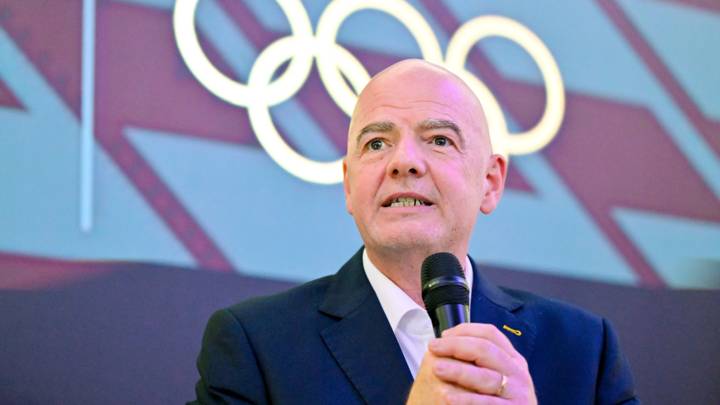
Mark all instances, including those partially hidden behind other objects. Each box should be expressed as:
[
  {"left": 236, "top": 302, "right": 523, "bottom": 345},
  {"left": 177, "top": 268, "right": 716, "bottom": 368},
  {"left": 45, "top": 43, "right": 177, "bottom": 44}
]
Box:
[
  {"left": 419, "top": 0, "right": 666, "bottom": 287},
  {"left": 598, "top": 0, "right": 720, "bottom": 156},
  {"left": 665, "top": 0, "right": 720, "bottom": 14}
]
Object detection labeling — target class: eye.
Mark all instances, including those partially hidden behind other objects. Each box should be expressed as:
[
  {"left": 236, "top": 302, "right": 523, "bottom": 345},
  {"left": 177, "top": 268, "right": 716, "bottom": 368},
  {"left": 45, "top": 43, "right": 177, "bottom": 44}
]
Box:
[
  {"left": 367, "top": 138, "right": 386, "bottom": 151},
  {"left": 432, "top": 136, "right": 450, "bottom": 146}
]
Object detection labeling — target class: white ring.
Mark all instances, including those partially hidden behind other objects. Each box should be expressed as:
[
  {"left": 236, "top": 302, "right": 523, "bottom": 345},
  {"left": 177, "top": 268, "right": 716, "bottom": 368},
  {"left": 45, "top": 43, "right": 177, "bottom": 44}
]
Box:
[
  {"left": 446, "top": 15, "right": 565, "bottom": 155},
  {"left": 173, "top": 0, "right": 315, "bottom": 107},
  {"left": 453, "top": 69, "right": 509, "bottom": 159},
  {"left": 315, "top": 0, "right": 444, "bottom": 116},
  {"left": 247, "top": 37, "right": 344, "bottom": 184},
  {"left": 173, "top": 2, "right": 566, "bottom": 184}
]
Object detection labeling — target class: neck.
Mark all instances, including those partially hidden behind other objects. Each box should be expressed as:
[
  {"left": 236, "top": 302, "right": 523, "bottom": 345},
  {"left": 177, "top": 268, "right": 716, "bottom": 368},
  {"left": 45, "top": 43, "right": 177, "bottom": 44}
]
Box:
[{"left": 365, "top": 245, "right": 468, "bottom": 307}]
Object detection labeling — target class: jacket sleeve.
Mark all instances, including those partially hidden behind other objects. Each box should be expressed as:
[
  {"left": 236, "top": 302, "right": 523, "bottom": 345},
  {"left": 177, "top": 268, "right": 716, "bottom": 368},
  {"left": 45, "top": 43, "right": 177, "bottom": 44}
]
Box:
[
  {"left": 596, "top": 318, "right": 640, "bottom": 405},
  {"left": 188, "top": 308, "right": 268, "bottom": 405}
]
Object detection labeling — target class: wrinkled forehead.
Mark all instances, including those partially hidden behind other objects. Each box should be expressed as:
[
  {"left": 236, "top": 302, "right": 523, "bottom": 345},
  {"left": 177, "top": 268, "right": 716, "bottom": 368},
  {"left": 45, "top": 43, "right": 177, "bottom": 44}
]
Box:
[
  {"left": 349, "top": 61, "right": 487, "bottom": 144},
  {"left": 356, "top": 65, "right": 473, "bottom": 114}
]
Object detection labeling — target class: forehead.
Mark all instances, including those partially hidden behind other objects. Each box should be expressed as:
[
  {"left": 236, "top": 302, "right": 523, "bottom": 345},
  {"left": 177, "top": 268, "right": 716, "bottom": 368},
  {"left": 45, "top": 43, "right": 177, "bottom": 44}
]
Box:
[{"left": 350, "top": 65, "right": 483, "bottom": 135}]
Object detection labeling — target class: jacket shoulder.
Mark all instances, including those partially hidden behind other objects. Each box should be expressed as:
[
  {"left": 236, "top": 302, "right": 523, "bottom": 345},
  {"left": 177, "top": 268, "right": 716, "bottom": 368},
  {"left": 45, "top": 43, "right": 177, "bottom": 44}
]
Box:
[
  {"left": 499, "top": 287, "right": 638, "bottom": 403},
  {"left": 224, "top": 274, "right": 335, "bottom": 326},
  {"left": 501, "top": 286, "right": 605, "bottom": 335}
]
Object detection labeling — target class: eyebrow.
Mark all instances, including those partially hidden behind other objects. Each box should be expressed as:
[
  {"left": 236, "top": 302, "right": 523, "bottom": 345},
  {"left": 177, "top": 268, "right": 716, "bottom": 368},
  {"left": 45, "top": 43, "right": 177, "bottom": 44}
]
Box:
[
  {"left": 356, "top": 121, "right": 395, "bottom": 145},
  {"left": 417, "top": 119, "right": 461, "bottom": 136},
  {"left": 354, "top": 118, "right": 465, "bottom": 147},
  {"left": 416, "top": 119, "right": 465, "bottom": 147}
]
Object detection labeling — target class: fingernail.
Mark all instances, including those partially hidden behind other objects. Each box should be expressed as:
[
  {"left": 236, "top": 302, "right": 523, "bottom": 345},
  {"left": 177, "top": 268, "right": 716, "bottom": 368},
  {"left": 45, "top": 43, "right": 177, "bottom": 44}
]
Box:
[
  {"left": 434, "top": 363, "right": 447, "bottom": 375},
  {"left": 429, "top": 339, "right": 440, "bottom": 350}
]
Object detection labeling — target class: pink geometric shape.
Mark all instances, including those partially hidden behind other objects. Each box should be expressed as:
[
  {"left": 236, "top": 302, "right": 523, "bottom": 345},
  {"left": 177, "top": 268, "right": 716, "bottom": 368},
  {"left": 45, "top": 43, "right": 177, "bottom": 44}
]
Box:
[
  {"left": 599, "top": 0, "right": 720, "bottom": 157},
  {"left": 0, "top": 78, "right": 23, "bottom": 110},
  {"left": 0, "top": 252, "right": 115, "bottom": 290}
]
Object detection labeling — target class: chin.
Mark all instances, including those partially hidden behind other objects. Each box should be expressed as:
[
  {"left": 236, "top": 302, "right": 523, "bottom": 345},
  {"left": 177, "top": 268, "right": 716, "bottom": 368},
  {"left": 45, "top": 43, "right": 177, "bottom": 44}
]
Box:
[{"left": 373, "top": 229, "right": 444, "bottom": 252}]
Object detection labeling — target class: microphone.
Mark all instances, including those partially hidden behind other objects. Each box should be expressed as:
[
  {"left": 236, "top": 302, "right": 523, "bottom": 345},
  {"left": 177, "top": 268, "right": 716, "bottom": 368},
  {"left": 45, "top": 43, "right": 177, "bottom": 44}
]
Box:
[{"left": 421, "top": 252, "right": 470, "bottom": 338}]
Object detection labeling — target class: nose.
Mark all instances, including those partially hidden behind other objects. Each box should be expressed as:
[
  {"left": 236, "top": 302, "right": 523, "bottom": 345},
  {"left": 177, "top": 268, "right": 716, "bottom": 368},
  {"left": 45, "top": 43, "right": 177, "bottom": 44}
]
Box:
[{"left": 386, "top": 137, "right": 427, "bottom": 178}]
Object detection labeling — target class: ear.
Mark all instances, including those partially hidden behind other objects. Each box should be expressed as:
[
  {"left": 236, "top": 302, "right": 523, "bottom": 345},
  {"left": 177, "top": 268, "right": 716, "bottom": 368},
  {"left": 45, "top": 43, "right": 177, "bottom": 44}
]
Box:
[
  {"left": 480, "top": 154, "right": 507, "bottom": 215},
  {"left": 343, "top": 158, "right": 353, "bottom": 215}
]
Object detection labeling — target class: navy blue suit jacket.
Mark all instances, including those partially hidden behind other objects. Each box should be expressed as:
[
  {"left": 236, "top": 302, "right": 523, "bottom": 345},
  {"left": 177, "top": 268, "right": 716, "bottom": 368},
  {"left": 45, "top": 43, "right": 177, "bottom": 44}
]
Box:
[{"left": 190, "top": 249, "right": 638, "bottom": 404}]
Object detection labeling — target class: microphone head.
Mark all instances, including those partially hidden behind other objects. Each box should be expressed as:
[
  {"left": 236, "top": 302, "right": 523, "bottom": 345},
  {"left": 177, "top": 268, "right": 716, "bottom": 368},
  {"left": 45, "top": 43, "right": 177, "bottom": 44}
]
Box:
[{"left": 421, "top": 252, "right": 469, "bottom": 313}]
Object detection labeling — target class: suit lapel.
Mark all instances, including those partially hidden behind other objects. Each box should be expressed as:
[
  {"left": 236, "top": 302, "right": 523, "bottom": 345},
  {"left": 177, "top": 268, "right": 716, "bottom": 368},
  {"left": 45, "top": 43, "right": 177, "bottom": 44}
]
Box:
[
  {"left": 319, "top": 249, "right": 413, "bottom": 404},
  {"left": 316, "top": 251, "right": 537, "bottom": 403},
  {"left": 469, "top": 259, "right": 537, "bottom": 361}
]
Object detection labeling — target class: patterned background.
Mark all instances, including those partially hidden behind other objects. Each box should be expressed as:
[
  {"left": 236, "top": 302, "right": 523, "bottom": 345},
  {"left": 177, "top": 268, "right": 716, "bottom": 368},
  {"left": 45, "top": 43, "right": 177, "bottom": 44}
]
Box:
[{"left": 1, "top": 1, "right": 719, "bottom": 404}]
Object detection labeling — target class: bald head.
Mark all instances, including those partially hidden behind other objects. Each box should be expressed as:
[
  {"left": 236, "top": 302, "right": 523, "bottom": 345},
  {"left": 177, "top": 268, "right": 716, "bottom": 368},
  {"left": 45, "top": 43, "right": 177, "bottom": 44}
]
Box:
[
  {"left": 341, "top": 59, "right": 507, "bottom": 276},
  {"left": 348, "top": 59, "right": 491, "bottom": 156}
]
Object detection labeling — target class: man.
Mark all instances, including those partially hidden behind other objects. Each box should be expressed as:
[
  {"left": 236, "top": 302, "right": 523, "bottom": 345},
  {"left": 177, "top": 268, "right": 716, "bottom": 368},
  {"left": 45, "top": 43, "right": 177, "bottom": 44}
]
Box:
[{"left": 189, "top": 60, "right": 638, "bottom": 404}]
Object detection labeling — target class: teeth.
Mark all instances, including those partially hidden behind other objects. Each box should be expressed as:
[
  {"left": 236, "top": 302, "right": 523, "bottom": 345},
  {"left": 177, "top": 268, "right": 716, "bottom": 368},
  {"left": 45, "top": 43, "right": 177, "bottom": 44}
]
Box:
[{"left": 389, "top": 197, "right": 426, "bottom": 207}]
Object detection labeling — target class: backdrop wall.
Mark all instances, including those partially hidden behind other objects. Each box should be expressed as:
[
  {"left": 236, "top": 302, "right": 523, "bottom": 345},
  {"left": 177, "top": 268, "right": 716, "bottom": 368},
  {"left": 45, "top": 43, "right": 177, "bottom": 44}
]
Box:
[{"left": 1, "top": 0, "right": 718, "bottom": 404}]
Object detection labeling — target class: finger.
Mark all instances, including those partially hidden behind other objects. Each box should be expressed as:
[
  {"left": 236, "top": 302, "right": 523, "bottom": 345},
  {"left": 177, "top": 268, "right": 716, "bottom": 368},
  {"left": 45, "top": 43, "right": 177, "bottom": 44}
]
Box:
[
  {"left": 433, "top": 357, "right": 505, "bottom": 395},
  {"left": 444, "top": 391, "right": 505, "bottom": 405},
  {"left": 442, "top": 323, "right": 517, "bottom": 359},
  {"left": 429, "top": 335, "right": 517, "bottom": 374}
]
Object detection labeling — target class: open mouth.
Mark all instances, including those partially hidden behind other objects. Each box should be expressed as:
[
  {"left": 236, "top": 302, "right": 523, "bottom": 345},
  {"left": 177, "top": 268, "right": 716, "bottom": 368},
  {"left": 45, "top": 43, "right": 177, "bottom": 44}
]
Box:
[{"left": 381, "top": 196, "right": 433, "bottom": 208}]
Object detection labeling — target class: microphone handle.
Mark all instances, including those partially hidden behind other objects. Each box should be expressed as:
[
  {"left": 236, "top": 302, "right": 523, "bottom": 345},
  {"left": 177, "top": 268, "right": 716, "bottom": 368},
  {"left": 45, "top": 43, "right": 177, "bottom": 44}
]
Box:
[{"left": 432, "top": 303, "right": 470, "bottom": 338}]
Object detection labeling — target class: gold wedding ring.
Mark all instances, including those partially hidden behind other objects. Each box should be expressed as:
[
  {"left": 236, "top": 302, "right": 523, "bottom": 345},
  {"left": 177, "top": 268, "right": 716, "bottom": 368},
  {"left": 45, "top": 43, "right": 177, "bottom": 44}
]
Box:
[{"left": 496, "top": 373, "right": 508, "bottom": 397}]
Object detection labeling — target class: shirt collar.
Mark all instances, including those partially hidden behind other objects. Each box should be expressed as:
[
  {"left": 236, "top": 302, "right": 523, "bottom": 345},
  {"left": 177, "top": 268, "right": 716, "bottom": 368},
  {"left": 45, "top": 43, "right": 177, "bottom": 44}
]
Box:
[{"left": 363, "top": 248, "right": 474, "bottom": 332}]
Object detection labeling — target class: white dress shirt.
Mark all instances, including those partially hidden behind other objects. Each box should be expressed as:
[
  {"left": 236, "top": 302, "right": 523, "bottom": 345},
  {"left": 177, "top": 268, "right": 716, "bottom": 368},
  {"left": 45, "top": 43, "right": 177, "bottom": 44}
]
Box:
[{"left": 362, "top": 249, "right": 473, "bottom": 378}]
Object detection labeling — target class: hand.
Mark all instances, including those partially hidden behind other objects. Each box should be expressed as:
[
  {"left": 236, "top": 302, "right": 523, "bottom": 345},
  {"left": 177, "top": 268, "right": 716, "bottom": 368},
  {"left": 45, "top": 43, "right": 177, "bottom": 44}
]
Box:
[{"left": 406, "top": 323, "right": 536, "bottom": 404}]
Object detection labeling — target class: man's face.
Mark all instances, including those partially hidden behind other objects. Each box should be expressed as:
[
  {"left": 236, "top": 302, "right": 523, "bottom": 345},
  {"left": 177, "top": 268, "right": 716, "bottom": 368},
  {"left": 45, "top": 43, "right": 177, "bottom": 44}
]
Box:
[{"left": 343, "top": 62, "right": 506, "bottom": 256}]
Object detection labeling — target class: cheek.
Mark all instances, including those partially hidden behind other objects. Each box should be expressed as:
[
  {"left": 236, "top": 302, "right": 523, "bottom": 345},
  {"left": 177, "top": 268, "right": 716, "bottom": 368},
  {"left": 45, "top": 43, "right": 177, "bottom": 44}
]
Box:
[
  {"left": 436, "top": 160, "right": 477, "bottom": 191},
  {"left": 461, "top": 161, "right": 486, "bottom": 198},
  {"left": 346, "top": 172, "right": 375, "bottom": 212},
  {"left": 355, "top": 182, "right": 376, "bottom": 208},
  {"left": 442, "top": 173, "right": 483, "bottom": 212},
  {"left": 355, "top": 162, "right": 386, "bottom": 194}
]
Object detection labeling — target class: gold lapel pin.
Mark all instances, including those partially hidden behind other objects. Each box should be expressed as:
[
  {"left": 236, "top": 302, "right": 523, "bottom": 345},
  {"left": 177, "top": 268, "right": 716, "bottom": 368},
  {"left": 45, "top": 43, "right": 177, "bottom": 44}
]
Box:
[{"left": 503, "top": 324, "right": 522, "bottom": 336}]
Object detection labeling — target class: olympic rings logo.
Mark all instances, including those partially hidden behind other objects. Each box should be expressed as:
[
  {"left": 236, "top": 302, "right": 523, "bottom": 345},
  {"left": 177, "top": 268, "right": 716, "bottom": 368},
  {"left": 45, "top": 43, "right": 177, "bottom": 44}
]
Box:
[{"left": 173, "top": 0, "right": 565, "bottom": 185}]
